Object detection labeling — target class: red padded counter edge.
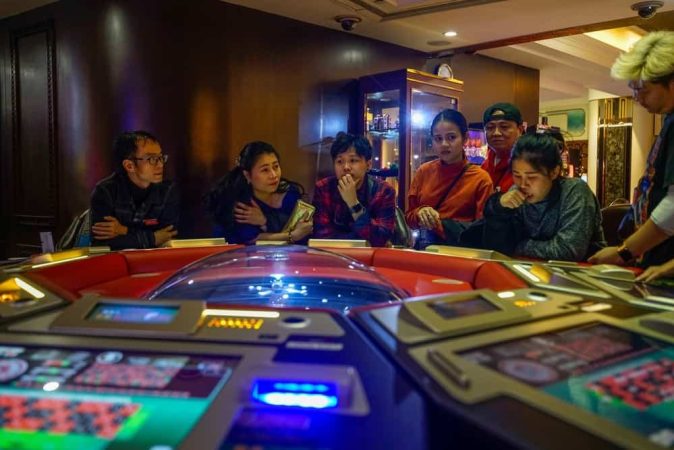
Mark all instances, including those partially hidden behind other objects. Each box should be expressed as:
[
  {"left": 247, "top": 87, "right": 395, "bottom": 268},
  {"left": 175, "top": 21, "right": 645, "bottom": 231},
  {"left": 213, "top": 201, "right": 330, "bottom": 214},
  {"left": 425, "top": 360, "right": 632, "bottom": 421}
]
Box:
[
  {"left": 23, "top": 245, "right": 526, "bottom": 301},
  {"left": 24, "top": 245, "right": 243, "bottom": 300},
  {"left": 122, "top": 245, "right": 242, "bottom": 274},
  {"left": 329, "top": 248, "right": 527, "bottom": 292},
  {"left": 24, "top": 253, "right": 130, "bottom": 301},
  {"left": 319, "top": 247, "right": 376, "bottom": 266}
]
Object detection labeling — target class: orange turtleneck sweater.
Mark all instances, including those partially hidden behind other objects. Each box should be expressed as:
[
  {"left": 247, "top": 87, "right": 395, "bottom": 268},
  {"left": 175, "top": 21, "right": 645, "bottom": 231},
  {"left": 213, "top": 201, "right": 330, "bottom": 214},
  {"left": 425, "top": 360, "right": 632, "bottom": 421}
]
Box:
[{"left": 406, "top": 159, "right": 493, "bottom": 231}]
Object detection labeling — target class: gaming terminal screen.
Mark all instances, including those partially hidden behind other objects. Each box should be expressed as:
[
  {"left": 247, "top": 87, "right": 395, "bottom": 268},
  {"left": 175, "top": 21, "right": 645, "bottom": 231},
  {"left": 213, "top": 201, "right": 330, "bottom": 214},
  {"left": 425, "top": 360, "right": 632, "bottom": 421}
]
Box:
[
  {"left": 87, "top": 303, "right": 180, "bottom": 325},
  {"left": 0, "top": 344, "right": 237, "bottom": 449},
  {"left": 460, "top": 323, "right": 674, "bottom": 448},
  {"left": 429, "top": 297, "right": 498, "bottom": 319}
]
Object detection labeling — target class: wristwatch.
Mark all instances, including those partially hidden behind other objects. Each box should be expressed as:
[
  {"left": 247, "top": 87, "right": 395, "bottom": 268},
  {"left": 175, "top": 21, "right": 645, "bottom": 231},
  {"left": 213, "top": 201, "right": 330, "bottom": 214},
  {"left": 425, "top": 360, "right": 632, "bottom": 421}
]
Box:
[
  {"left": 350, "top": 203, "right": 364, "bottom": 214},
  {"left": 617, "top": 243, "right": 634, "bottom": 262}
]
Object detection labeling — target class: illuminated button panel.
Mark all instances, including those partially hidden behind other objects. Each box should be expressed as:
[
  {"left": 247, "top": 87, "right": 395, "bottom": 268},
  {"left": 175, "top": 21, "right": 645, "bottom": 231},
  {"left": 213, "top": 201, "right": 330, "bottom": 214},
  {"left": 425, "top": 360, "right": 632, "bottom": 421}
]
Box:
[
  {"left": 252, "top": 380, "right": 338, "bottom": 409},
  {"left": 196, "top": 309, "right": 344, "bottom": 344},
  {"left": 206, "top": 317, "right": 264, "bottom": 330},
  {"left": 245, "top": 363, "right": 369, "bottom": 415}
]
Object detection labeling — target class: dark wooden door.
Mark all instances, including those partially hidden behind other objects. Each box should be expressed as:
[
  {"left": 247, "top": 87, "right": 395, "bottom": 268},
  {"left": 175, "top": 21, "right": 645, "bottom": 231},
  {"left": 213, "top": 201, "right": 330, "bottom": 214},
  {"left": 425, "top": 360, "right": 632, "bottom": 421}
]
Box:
[{"left": 6, "top": 21, "right": 58, "bottom": 257}]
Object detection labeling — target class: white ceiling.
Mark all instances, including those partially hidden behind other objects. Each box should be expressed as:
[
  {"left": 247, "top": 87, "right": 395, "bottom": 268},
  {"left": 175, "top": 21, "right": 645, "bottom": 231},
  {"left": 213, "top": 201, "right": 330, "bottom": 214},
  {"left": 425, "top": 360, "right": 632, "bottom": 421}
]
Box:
[{"left": 223, "top": 0, "right": 674, "bottom": 102}]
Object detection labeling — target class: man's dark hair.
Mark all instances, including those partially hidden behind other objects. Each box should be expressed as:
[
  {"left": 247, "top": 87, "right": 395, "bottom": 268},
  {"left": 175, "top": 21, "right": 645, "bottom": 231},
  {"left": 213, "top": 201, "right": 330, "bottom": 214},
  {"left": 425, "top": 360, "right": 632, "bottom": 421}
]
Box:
[
  {"left": 114, "top": 130, "right": 159, "bottom": 170},
  {"left": 330, "top": 132, "right": 372, "bottom": 161}
]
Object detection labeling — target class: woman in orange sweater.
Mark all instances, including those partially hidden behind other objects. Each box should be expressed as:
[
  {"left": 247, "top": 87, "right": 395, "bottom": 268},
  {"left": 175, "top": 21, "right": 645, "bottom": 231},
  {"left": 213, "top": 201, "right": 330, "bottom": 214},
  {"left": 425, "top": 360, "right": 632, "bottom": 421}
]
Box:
[{"left": 406, "top": 109, "right": 493, "bottom": 248}]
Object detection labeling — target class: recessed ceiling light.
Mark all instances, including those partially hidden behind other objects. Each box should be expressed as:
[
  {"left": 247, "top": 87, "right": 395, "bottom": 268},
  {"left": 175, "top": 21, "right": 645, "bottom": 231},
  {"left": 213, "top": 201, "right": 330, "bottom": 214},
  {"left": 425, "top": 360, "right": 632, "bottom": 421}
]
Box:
[{"left": 443, "top": 31, "right": 457, "bottom": 37}]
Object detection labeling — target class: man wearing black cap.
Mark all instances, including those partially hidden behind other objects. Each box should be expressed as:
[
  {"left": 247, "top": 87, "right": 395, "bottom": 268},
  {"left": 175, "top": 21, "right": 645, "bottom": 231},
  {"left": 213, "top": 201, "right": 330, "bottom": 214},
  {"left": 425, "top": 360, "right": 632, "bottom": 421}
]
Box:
[{"left": 481, "top": 102, "right": 524, "bottom": 192}]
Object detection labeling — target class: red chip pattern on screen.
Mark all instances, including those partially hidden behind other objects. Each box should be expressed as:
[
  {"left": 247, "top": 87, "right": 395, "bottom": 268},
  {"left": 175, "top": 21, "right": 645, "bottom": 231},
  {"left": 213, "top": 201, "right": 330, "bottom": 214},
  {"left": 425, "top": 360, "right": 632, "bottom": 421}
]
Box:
[{"left": 0, "top": 394, "right": 139, "bottom": 438}]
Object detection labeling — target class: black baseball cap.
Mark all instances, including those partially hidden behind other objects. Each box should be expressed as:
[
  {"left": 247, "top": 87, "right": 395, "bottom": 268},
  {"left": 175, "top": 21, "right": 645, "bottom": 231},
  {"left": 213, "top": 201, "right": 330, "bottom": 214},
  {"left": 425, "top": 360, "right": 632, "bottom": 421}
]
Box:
[{"left": 483, "top": 102, "right": 523, "bottom": 125}]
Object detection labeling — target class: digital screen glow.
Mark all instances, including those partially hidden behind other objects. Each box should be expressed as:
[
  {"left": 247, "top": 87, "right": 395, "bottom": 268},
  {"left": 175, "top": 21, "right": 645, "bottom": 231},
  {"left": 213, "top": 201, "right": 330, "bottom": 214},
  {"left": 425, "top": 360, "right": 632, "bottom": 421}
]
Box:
[
  {"left": 0, "top": 343, "right": 238, "bottom": 450},
  {"left": 88, "top": 303, "right": 179, "bottom": 325},
  {"left": 460, "top": 323, "right": 674, "bottom": 447}
]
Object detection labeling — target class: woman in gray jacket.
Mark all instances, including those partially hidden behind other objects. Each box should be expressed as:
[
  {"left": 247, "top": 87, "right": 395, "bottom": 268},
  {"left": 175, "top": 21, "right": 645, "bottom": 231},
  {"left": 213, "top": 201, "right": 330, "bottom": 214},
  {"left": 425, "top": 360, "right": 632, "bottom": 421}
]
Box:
[{"left": 483, "top": 132, "right": 606, "bottom": 261}]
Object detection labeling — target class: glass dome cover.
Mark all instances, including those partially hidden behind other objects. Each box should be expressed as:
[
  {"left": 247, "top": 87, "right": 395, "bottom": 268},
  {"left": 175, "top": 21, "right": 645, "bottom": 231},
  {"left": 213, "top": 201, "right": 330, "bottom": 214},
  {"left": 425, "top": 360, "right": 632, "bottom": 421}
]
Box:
[{"left": 148, "top": 245, "right": 406, "bottom": 312}]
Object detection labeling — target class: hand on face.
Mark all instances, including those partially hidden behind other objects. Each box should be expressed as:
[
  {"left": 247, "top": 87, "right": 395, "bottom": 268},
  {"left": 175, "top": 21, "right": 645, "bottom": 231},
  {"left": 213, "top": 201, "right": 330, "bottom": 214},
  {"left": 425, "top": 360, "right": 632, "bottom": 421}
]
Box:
[
  {"left": 417, "top": 206, "right": 441, "bottom": 229},
  {"left": 234, "top": 199, "right": 267, "bottom": 226},
  {"left": 337, "top": 174, "right": 359, "bottom": 207},
  {"left": 499, "top": 188, "right": 527, "bottom": 209},
  {"left": 92, "top": 216, "right": 128, "bottom": 240}
]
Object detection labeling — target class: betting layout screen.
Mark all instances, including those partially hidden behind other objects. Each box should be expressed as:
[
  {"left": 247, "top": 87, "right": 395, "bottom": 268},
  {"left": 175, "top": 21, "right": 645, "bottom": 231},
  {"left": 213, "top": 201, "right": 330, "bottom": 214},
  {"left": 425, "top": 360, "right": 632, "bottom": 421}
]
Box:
[
  {"left": 0, "top": 344, "right": 237, "bottom": 449},
  {"left": 460, "top": 323, "right": 674, "bottom": 448}
]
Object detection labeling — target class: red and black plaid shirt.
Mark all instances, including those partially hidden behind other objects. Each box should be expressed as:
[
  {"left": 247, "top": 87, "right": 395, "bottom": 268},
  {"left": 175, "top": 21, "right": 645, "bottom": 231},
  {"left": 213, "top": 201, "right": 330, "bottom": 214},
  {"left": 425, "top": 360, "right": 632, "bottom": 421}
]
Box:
[{"left": 312, "top": 175, "right": 396, "bottom": 247}]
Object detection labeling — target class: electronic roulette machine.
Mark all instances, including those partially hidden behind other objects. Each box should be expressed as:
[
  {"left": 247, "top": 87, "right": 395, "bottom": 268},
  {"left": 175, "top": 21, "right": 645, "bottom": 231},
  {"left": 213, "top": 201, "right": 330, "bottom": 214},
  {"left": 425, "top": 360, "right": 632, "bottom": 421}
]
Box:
[{"left": 0, "top": 243, "right": 673, "bottom": 449}]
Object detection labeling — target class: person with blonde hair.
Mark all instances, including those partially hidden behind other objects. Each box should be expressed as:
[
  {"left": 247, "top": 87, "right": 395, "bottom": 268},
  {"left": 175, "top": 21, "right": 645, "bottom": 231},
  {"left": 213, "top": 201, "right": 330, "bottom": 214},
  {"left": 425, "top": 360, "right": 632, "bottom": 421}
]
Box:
[{"left": 590, "top": 31, "right": 674, "bottom": 268}]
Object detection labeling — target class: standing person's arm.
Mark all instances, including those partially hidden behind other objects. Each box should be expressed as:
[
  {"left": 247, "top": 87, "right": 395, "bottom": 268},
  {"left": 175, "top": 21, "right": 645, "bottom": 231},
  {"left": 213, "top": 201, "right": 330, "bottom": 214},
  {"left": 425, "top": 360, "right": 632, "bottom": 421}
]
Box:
[
  {"left": 590, "top": 186, "right": 674, "bottom": 265},
  {"left": 589, "top": 219, "right": 670, "bottom": 265},
  {"left": 637, "top": 257, "right": 674, "bottom": 282}
]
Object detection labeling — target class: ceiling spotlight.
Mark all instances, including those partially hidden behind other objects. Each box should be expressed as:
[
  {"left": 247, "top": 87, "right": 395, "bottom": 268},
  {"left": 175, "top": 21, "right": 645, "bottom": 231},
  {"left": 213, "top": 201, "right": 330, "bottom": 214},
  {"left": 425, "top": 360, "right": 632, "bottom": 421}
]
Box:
[
  {"left": 443, "top": 31, "right": 458, "bottom": 37},
  {"left": 631, "top": 1, "right": 663, "bottom": 19}
]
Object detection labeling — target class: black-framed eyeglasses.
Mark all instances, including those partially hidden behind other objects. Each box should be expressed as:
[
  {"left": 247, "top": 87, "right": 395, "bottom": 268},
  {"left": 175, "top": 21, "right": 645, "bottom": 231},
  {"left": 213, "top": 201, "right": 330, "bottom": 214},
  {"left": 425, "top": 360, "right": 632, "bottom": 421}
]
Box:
[{"left": 130, "top": 154, "right": 168, "bottom": 166}]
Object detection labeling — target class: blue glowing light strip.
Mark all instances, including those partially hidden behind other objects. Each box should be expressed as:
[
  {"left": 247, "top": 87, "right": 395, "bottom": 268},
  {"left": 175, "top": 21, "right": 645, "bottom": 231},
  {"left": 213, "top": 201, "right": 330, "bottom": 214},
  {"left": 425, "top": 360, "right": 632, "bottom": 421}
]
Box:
[{"left": 251, "top": 379, "right": 339, "bottom": 409}]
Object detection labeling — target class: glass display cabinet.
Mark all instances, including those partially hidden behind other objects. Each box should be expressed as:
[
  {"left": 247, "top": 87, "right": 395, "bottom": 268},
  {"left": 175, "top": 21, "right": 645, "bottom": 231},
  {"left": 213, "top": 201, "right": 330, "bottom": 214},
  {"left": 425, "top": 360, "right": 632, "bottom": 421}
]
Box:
[{"left": 358, "top": 68, "right": 463, "bottom": 208}]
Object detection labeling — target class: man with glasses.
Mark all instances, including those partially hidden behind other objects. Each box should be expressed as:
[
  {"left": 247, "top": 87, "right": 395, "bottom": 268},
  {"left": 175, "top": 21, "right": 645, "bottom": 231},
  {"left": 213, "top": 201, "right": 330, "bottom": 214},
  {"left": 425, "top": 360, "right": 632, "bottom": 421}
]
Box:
[
  {"left": 481, "top": 102, "right": 524, "bottom": 193},
  {"left": 312, "top": 132, "right": 395, "bottom": 247},
  {"left": 90, "top": 130, "right": 179, "bottom": 249},
  {"left": 590, "top": 31, "right": 674, "bottom": 269}
]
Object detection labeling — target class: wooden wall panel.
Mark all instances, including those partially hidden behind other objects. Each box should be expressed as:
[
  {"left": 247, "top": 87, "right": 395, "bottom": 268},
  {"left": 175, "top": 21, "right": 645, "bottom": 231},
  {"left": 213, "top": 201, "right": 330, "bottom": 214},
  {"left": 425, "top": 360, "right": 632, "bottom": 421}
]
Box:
[
  {"left": 441, "top": 53, "right": 539, "bottom": 125},
  {"left": 9, "top": 21, "right": 57, "bottom": 256},
  {"left": 0, "top": 0, "right": 539, "bottom": 256}
]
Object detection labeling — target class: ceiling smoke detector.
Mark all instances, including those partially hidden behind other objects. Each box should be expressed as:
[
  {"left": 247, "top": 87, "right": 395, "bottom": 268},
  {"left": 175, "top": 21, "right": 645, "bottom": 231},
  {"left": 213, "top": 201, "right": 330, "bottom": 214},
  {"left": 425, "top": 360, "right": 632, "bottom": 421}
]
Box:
[{"left": 631, "top": 1, "right": 664, "bottom": 19}]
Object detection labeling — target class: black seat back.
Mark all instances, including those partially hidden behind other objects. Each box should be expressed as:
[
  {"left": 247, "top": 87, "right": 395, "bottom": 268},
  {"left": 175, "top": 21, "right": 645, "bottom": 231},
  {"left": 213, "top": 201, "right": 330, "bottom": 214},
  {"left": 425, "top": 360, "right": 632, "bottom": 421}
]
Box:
[
  {"left": 57, "top": 209, "right": 92, "bottom": 250},
  {"left": 601, "top": 203, "right": 631, "bottom": 246}
]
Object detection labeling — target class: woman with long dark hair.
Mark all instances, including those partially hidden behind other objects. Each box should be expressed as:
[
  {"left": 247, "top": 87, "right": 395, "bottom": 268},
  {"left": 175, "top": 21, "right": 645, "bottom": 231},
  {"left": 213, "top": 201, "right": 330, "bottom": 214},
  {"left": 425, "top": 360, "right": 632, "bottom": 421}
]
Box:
[
  {"left": 204, "top": 141, "right": 312, "bottom": 244},
  {"left": 483, "top": 132, "right": 605, "bottom": 261},
  {"left": 405, "top": 108, "right": 493, "bottom": 248}
]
